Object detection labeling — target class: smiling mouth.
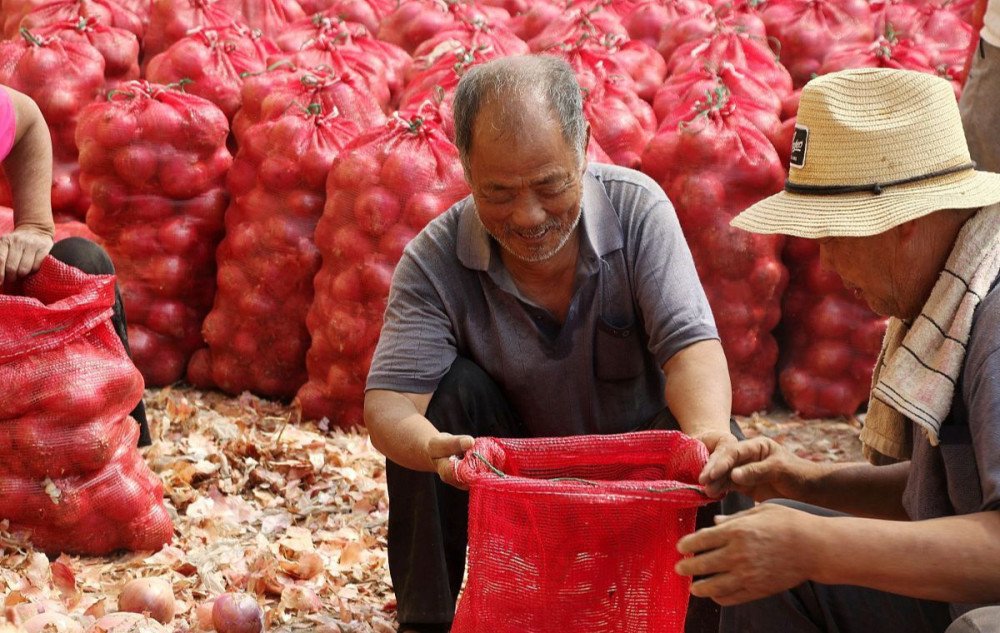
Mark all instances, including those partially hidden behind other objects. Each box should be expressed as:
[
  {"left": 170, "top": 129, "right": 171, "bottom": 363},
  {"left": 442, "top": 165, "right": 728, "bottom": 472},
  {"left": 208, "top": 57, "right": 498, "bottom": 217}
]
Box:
[{"left": 514, "top": 226, "right": 551, "bottom": 241}]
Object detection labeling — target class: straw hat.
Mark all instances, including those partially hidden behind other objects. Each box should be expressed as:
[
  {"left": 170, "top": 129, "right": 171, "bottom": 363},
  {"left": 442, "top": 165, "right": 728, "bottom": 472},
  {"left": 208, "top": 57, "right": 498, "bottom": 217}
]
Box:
[{"left": 731, "top": 68, "right": 1000, "bottom": 238}]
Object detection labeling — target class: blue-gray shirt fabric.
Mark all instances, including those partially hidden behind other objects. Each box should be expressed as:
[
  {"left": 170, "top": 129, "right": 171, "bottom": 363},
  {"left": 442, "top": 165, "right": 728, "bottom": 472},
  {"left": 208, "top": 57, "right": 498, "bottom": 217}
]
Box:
[
  {"left": 366, "top": 163, "right": 718, "bottom": 437},
  {"left": 902, "top": 276, "right": 1000, "bottom": 618}
]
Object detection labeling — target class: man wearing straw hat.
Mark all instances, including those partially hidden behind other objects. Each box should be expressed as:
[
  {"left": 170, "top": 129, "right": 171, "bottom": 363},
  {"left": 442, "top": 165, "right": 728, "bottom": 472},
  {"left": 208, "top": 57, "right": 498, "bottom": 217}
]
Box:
[{"left": 677, "top": 67, "right": 1000, "bottom": 632}]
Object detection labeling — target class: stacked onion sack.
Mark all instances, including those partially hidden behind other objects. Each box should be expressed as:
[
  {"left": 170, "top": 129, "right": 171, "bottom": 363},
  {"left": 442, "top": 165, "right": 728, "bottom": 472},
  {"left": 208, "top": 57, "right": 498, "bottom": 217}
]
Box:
[
  {"left": 186, "top": 103, "right": 363, "bottom": 398},
  {"left": 144, "top": 23, "right": 279, "bottom": 122},
  {"left": 33, "top": 15, "right": 141, "bottom": 86},
  {"left": 230, "top": 0, "right": 306, "bottom": 40},
  {"left": 2, "top": 0, "right": 145, "bottom": 40},
  {"left": 77, "top": 80, "right": 232, "bottom": 386},
  {"left": 298, "top": 108, "right": 468, "bottom": 426},
  {"left": 535, "top": 31, "right": 658, "bottom": 170},
  {"left": 231, "top": 62, "right": 389, "bottom": 140},
  {"left": 271, "top": 13, "right": 412, "bottom": 108},
  {"left": 377, "top": 0, "right": 510, "bottom": 55},
  {"left": 185, "top": 61, "right": 388, "bottom": 396},
  {"left": 636, "top": 5, "right": 792, "bottom": 414},
  {"left": 0, "top": 26, "right": 106, "bottom": 221},
  {"left": 642, "top": 81, "right": 788, "bottom": 415},
  {"left": 0, "top": 258, "right": 172, "bottom": 555},
  {"left": 143, "top": 0, "right": 240, "bottom": 65},
  {"left": 397, "top": 21, "right": 529, "bottom": 137}
]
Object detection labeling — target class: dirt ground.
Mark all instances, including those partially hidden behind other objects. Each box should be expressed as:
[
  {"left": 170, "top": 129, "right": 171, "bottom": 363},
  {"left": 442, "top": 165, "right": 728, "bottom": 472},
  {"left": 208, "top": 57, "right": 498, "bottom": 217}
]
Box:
[{"left": 0, "top": 387, "right": 864, "bottom": 632}]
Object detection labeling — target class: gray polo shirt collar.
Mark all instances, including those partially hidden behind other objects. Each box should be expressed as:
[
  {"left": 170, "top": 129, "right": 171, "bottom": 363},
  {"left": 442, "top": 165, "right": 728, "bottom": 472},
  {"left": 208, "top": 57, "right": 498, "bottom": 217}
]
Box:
[{"left": 455, "top": 169, "right": 624, "bottom": 278}]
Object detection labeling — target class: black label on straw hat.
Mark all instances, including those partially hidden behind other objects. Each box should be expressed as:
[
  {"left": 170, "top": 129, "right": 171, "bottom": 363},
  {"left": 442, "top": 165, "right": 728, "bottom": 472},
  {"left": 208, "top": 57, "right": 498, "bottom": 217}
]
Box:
[{"left": 789, "top": 125, "right": 809, "bottom": 169}]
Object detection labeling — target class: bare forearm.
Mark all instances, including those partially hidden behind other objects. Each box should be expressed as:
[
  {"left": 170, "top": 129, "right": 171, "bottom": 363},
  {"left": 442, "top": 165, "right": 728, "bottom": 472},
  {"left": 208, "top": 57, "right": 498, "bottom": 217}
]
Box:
[
  {"left": 663, "top": 339, "right": 732, "bottom": 436},
  {"left": 4, "top": 91, "right": 53, "bottom": 236},
  {"left": 364, "top": 389, "right": 437, "bottom": 472},
  {"left": 801, "top": 460, "right": 909, "bottom": 520},
  {"left": 811, "top": 511, "right": 1000, "bottom": 602}
]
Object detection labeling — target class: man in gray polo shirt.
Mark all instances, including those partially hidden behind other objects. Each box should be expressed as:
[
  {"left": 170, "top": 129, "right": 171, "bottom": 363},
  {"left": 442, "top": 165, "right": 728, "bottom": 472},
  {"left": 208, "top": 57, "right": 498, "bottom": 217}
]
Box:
[{"left": 364, "top": 55, "right": 743, "bottom": 633}]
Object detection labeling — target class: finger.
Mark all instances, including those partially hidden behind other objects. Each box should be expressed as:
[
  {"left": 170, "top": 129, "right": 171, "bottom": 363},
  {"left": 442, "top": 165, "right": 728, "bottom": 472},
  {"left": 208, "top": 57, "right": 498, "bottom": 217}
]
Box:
[
  {"left": 16, "top": 243, "right": 36, "bottom": 279},
  {"left": 702, "top": 437, "right": 775, "bottom": 485},
  {"left": 690, "top": 571, "right": 748, "bottom": 600},
  {"left": 699, "top": 439, "right": 740, "bottom": 484},
  {"left": 5, "top": 240, "right": 24, "bottom": 283},
  {"left": 435, "top": 456, "right": 469, "bottom": 490},
  {"left": 674, "top": 544, "right": 733, "bottom": 578},
  {"left": 28, "top": 240, "right": 51, "bottom": 274},
  {"left": 676, "top": 524, "right": 733, "bottom": 556},
  {"left": 731, "top": 460, "right": 776, "bottom": 487},
  {"left": 0, "top": 240, "right": 8, "bottom": 285},
  {"left": 692, "top": 578, "right": 761, "bottom": 606},
  {"left": 428, "top": 433, "right": 474, "bottom": 458}
]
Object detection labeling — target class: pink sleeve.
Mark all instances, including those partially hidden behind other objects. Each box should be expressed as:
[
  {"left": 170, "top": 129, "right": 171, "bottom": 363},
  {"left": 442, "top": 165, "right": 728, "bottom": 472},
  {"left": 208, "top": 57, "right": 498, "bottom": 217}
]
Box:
[{"left": 0, "top": 88, "right": 15, "bottom": 161}]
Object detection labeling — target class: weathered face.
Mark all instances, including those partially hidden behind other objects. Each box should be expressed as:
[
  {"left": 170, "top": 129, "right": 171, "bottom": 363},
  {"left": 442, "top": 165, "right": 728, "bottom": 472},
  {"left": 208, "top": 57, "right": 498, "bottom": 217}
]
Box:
[
  {"left": 466, "top": 98, "right": 587, "bottom": 264},
  {"left": 818, "top": 230, "right": 902, "bottom": 317}
]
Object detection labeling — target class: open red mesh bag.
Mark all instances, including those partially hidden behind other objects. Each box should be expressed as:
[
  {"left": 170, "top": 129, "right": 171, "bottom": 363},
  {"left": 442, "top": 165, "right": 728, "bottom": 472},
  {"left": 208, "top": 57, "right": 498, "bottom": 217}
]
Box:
[
  {"left": 0, "top": 258, "right": 172, "bottom": 555},
  {"left": 452, "top": 431, "right": 711, "bottom": 633}
]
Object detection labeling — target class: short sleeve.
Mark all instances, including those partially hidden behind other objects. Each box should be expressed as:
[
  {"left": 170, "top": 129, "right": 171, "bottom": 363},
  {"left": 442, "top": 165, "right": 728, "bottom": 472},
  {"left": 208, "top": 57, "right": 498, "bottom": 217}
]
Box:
[
  {"left": 966, "top": 292, "right": 1000, "bottom": 511},
  {"left": 365, "top": 243, "right": 459, "bottom": 394},
  {"left": 0, "top": 88, "right": 15, "bottom": 161},
  {"left": 631, "top": 198, "right": 719, "bottom": 366}
]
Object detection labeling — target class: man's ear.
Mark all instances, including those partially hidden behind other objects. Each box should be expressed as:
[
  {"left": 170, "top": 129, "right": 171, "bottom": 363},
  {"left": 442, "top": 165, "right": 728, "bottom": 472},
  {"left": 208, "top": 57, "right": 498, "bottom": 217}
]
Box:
[{"left": 581, "top": 123, "right": 591, "bottom": 173}]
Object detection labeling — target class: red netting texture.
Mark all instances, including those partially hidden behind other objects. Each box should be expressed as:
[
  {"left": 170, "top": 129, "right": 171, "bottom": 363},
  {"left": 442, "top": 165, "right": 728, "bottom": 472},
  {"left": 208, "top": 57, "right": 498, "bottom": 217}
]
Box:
[{"left": 452, "top": 430, "right": 712, "bottom": 633}]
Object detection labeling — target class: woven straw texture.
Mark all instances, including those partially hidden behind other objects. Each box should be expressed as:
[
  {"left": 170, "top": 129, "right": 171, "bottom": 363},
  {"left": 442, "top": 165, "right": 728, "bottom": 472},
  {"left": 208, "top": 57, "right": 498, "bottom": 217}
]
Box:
[
  {"left": 732, "top": 68, "right": 1000, "bottom": 237},
  {"left": 452, "top": 431, "right": 711, "bottom": 633}
]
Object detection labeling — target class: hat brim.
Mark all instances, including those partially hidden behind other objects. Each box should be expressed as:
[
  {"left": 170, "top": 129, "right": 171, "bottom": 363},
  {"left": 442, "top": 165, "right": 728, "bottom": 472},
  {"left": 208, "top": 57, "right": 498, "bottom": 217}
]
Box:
[{"left": 731, "top": 170, "right": 1000, "bottom": 238}]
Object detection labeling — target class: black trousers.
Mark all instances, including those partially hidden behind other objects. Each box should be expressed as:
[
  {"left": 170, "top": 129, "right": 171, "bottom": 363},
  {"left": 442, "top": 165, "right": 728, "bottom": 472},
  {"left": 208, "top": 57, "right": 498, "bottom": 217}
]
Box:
[
  {"left": 49, "top": 238, "right": 151, "bottom": 447},
  {"left": 387, "top": 357, "right": 752, "bottom": 631}
]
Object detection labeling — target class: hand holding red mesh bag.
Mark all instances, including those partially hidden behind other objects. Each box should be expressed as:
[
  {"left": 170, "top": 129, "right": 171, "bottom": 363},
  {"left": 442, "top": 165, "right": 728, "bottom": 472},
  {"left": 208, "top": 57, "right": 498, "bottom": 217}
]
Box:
[
  {"left": 0, "top": 258, "right": 172, "bottom": 555},
  {"left": 452, "top": 431, "right": 711, "bottom": 633}
]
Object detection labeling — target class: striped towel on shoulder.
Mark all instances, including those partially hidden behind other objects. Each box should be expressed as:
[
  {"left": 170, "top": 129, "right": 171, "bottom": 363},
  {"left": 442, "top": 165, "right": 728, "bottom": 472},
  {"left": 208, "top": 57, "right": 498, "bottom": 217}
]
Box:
[{"left": 861, "top": 203, "right": 1000, "bottom": 465}]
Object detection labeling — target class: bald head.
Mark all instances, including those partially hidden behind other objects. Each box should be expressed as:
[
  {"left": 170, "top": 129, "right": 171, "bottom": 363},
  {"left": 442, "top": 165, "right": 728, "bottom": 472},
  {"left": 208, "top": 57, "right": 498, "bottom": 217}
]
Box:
[{"left": 453, "top": 55, "right": 588, "bottom": 174}]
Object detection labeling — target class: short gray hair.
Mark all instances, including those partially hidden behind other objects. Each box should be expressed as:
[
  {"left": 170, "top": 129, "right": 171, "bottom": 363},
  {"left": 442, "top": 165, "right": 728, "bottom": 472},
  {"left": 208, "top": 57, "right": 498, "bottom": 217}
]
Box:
[{"left": 453, "top": 55, "right": 587, "bottom": 172}]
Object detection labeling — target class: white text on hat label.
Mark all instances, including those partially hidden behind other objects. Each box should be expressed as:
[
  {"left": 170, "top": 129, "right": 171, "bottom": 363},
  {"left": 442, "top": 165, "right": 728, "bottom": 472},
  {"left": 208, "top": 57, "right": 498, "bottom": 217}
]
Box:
[{"left": 790, "top": 125, "right": 809, "bottom": 169}]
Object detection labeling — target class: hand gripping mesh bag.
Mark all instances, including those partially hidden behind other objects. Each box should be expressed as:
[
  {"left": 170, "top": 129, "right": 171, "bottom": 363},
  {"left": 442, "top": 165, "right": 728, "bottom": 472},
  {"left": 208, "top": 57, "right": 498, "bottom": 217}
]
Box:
[
  {"left": 0, "top": 258, "right": 172, "bottom": 555},
  {"left": 452, "top": 430, "right": 711, "bottom": 633}
]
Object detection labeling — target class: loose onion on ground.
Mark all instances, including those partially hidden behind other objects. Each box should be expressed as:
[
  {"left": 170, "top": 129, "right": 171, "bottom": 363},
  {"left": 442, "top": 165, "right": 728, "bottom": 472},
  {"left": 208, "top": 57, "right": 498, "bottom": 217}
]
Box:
[
  {"left": 117, "top": 577, "right": 176, "bottom": 624},
  {"left": 212, "top": 593, "right": 265, "bottom": 633},
  {"left": 21, "top": 612, "right": 84, "bottom": 633}
]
